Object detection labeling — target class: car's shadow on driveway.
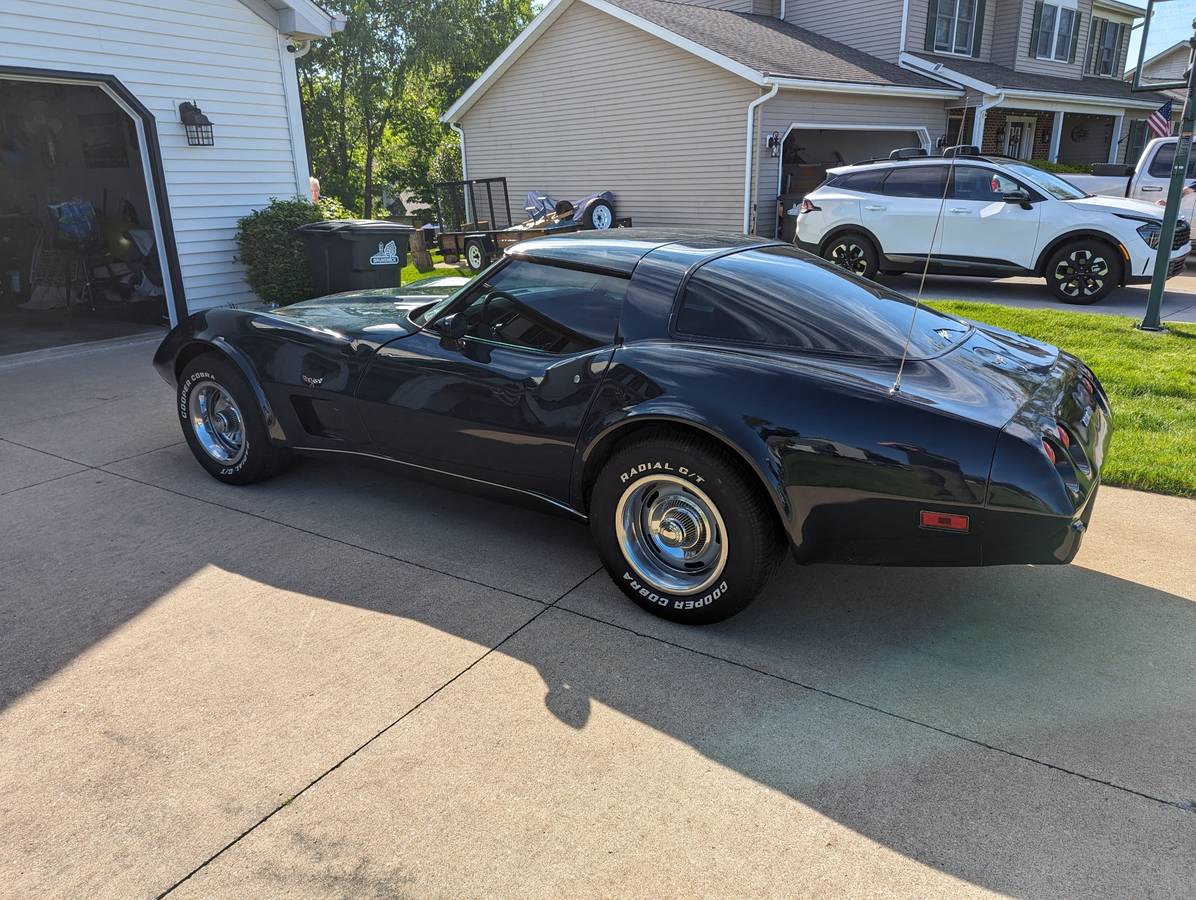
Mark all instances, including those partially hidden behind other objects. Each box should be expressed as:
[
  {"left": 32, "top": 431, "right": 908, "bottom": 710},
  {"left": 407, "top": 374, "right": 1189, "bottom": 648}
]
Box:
[{"left": 5, "top": 450, "right": 1195, "bottom": 895}]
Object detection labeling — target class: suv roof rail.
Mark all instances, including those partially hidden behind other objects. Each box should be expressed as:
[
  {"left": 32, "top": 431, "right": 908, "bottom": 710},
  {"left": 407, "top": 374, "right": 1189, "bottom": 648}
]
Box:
[
  {"left": 942, "top": 144, "right": 982, "bottom": 158},
  {"left": 888, "top": 147, "right": 928, "bottom": 160}
]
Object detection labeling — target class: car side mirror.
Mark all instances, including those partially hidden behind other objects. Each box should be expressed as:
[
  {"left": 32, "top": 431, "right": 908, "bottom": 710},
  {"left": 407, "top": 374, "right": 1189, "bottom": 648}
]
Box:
[
  {"left": 433, "top": 313, "right": 467, "bottom": 341},
  {"left": 1003, "top": 189, "right": 1032, "bottom": 210}
]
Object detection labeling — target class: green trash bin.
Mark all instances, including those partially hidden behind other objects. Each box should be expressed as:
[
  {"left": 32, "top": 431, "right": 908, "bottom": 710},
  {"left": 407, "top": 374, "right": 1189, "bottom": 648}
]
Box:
[{"left": 296, "top": 219, "right": 415, "bottom": 295}]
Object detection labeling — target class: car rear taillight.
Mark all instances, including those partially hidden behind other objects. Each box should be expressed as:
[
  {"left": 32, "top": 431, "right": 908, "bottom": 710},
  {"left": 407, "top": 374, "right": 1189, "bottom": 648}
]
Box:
[
  {"left": 1042, "top": 439, "right": 1056, "bottom": 465},
  {"left": 1056, "top": 425, "right": 1071, "bottom": 449},
  {"left": 799, "top": 198, "right": 819, "bottom": 214}
]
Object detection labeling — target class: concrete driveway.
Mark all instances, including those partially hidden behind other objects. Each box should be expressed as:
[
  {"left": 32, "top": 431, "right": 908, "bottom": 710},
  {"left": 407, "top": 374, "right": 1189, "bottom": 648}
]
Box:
[{"left": 2, "top": 336, "right": 1194, "bottom": 898}]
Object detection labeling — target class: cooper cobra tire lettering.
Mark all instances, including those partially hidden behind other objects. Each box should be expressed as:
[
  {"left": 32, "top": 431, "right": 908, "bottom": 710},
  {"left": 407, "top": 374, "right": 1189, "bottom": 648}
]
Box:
[{"left": 623, "top": 572, "right": 727, "bottom": 609}]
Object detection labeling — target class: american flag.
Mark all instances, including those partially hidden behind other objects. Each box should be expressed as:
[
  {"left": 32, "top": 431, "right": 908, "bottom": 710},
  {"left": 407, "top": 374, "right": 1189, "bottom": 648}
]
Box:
[{"left": 1147, "top": 101, "right": 1173, "bottom": 139}]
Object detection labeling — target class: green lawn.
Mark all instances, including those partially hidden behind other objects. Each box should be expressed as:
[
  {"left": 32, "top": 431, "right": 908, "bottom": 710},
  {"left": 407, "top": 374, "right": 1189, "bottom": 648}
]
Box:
[
  {"left": 930, "top": 301, "right": 1196, "bottom": 498},
  {"left": 401, "top": 250, "right": 470, "bottom": 285}
]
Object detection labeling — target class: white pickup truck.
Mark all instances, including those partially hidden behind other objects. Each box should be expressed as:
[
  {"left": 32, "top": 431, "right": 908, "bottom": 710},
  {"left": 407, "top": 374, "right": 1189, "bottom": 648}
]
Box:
[{"left": 1066, "top": 138, "right": 1196, "bottom": 238}]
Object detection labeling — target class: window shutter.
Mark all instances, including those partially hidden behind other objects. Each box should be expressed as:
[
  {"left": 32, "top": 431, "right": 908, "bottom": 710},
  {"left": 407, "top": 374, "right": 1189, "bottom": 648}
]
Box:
[
  {"left": 1085, "top": 17, "right": 1103, "bottom": 74},
  {"left": 1028, "top": 2, "right": 1043, "bottom": 58},
  {"left": 971, "top": 0, "right": 987, "bottom": 57},
  {"left": 1113, "top": 22, "right": 1127, "bottom": 77},
  {"left": 925, "top": 0, "right": 942, "bottom": 52},
  {"left": 1069, "top": 12, "right": 1083, "bottom": 64}
]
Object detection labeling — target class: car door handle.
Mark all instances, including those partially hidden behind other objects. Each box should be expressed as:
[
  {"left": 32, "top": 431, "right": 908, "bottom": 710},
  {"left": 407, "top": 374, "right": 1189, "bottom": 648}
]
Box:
[
  {"left": 1141, "top": 186, "right": 1163, "bottom": 192},
  {"left": 864, "top": 204, "right": 886, "bottom": 211},
  {"left": 948, "top": 207, "right": 970, "bottom": 214}
]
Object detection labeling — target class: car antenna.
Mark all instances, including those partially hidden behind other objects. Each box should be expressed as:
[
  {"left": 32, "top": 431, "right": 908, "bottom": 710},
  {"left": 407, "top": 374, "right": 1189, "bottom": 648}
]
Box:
[{"left": 891, "top": 104, "right": 974, "bottom": 395}]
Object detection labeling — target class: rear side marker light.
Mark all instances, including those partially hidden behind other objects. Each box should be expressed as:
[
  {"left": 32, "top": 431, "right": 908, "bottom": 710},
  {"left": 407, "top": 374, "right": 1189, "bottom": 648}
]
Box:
[
  {"left": 920, "top": 510, "right": 970, "bottom": 533},
  {"left": 1056, "top": 426, "right": 1071, "bottom": 449},
  {"left": 1043, "top": 440, "right": 1057, "bottom": 465}
]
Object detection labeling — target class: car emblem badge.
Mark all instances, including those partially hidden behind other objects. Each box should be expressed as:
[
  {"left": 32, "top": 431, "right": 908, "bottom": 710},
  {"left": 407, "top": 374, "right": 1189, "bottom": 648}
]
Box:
[{"left": 302, "top": 375, "right": 324, "bottom": 386}]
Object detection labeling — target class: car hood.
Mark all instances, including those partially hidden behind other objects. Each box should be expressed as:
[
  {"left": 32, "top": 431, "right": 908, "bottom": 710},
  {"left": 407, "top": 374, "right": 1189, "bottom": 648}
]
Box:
[
  {"left": 1065, "top": 194, "right": 1164, "bottom": 220},
  {"left": 263, "top": 278, "right": 465, "bottom": 342}
]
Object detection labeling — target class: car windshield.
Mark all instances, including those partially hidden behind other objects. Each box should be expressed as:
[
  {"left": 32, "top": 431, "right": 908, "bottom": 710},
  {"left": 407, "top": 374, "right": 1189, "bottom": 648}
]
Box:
[
  {"left": 1001, "top": 162, "right": 1089, "bottom": 200},
  {"left": 676, "top": 245, "right": 973, "bottom": 361}
]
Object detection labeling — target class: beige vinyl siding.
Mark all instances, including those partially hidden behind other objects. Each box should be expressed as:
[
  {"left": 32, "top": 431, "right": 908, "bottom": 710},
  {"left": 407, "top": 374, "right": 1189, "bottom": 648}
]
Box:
[
  {"left": 0, "top": 0, "right": 308, "bottom": 312},
  {"left": 990, "top": 0, "right": 1022, "bottom": 67},
  {"left": 1142, "top": 43, "right": 1190, "bottom": 82},
  {"left": 905, "top": 0, "right": 998, "bottom": 63},
  {"left": 785, "top": 0, "right": 905, "bottom": 62},
  {"left": 1014, "top": 0, "right": 1090, "bottom": 79},
  {"left": 459, "top": 2, "right": 758, "bottom": 231},
  {"left": 753, "top": 91, "right": 949, "bottom": 236}
]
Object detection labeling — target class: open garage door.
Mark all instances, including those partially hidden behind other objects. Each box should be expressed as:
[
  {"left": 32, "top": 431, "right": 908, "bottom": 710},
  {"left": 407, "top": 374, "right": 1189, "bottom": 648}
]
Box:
[
  {"left": 0, "top": 71, "right": 183, "bottom": 356},
  {"left": 776, "top": 126, "right": 928, "bottom": 241}
]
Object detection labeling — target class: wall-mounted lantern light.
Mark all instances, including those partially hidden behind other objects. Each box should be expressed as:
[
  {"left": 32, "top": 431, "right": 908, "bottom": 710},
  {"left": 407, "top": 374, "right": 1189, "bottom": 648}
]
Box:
[
  {"left": 179, "top": 101, "right": 214, "bottom": 147},
  {"left": 766, "top": 131, "right": 782, "bottom": 158}
]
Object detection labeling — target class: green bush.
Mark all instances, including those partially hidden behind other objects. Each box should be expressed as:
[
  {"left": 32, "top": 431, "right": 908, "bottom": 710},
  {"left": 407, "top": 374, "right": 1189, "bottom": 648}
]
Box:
[
  {"left": 235, "top": 196, "right": 352, "bottom": 306},
  {"left": 1029, "top": 159, "right": 1093, "bottom": 175}
]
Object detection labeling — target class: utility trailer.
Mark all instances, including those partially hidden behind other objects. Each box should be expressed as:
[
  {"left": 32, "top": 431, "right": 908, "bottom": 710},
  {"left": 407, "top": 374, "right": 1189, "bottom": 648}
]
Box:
[{"left": 434, "top": 177, "right": 580, "bottom": 273}]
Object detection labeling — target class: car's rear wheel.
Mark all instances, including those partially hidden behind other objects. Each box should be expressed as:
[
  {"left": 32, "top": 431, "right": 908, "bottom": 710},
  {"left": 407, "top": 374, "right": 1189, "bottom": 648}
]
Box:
[
  {"left": 1045, "top": 241, "right": 1121, "bottom": 305},
  {"left": 464, "top": 238, "right": 489, "bottom": 272},
  {"left": 822, "top": 232, "right": 879, "bottom": 280},
  {"left": 177, "top": 353, "right": 290, "bottom": 485},
  {"left": 589, "top": 433, "right": 784, "bottom": 624},
  {"left": 584, "top": 200, "right": 614, "bottom": 230}
]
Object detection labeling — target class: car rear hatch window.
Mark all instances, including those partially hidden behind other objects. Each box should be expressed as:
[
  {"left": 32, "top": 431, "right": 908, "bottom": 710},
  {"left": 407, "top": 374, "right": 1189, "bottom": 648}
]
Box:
[{"left": 674, "top": 245, "right": 971, "bottom": 360}]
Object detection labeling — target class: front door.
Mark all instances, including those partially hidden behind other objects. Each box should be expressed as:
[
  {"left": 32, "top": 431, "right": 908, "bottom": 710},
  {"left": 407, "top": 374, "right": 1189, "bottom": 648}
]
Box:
[
  {"left": 355, "top": 257, "right": 628, "bottom": 500},
  {"left": 940, "top": 165, "right": 1042, "bottom": 270},
  {"left": 1004, "top": 117, "right": 1035, "bottom": 160}
]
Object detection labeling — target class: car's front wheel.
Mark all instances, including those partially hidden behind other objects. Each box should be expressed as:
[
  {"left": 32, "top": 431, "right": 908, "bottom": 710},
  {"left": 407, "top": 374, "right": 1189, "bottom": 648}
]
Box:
[
  {"left": 177, "top": 353, "right": 291, "bottom": 485},
  {"left": 589, "top": 433, "right": 784, "bottom": 624},
  {"left": 822, "top": 232, "right": 879, "bottom": 280},
  {"left": 1045, "top": 241, "right": 1121, "bottom": 304}
]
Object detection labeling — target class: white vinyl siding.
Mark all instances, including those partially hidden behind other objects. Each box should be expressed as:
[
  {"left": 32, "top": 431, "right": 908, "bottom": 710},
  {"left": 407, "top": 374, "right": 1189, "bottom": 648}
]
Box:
[
  {"left": 786, "top": 0, "right": 905, "bottom": 62},
  {"left": 0, "top": 0, "right": 309, "bottom": 312},
  {"left": 459, "top": 2, "right": 757, "bottom": 231},
  {"left": 754, "top": 91, "right": 949, "bottom": 236}
]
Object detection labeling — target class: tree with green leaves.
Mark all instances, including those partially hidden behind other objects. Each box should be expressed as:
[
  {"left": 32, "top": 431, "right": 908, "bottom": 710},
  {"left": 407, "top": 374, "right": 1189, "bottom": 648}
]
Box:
[{"left": 298, "top": 0, "right": 532, "bottom": 218}]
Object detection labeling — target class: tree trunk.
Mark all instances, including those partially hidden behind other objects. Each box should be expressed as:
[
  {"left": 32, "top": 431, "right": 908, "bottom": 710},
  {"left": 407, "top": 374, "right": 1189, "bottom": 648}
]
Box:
[
  {"left": 409, "top": 228, "right": 434, "bottom": 272},
  {"left": 362, "top": 139, "right": 375, "bottom": 219}
]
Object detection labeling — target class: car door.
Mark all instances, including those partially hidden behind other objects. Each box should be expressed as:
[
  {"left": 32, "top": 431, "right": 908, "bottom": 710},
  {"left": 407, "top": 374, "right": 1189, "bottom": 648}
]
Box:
[
  {"left": 939, "top": 165, "right": 1043, "bottom": 270},
  {"left": 355, "top": 257, "right": 626, "bottom": 500},
  {"left": 860, "top": 164, "right": 950, "bottom": 261}
]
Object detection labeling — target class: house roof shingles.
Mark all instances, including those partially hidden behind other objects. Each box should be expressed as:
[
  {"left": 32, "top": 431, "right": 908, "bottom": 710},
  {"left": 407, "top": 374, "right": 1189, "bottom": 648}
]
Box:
[
  {"left": 604, "top": 0, "right": 950, "bottom": 89},
  {"left": 908, "top": 53, "right": 1168, "bottom": 103}
]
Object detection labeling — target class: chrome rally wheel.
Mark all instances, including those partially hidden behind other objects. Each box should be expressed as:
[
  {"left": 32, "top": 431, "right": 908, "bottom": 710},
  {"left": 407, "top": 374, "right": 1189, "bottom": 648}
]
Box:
[
  {"left": 615, "top": 475, "right": 729, "bottom": 596},
  {"left": 187, "top": 379, "right": 246, "bottom": 466}
]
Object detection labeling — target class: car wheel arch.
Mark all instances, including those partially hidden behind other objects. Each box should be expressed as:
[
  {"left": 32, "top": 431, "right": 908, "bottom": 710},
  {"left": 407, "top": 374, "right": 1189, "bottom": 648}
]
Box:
[
  {"left": 575, "top": 415, "right": 792, "bottom": 530},
  {"left": 1034, "top": 231, "right": 1126, "bottom": 281},
  {"left": 174, "top": 338, "right": 286, "bottom": 443},
  {"left": 818, "top": 224, "right": 884, "bottom": 258}
]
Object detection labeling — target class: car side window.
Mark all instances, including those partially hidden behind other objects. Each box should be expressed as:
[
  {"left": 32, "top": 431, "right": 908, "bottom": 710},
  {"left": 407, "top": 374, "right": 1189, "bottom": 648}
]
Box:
[
  {"left": 450, "top": 259, "right": 627, "bottom": 355},
  {"left": 837, "top": 170, "right": 888, "bottom": 193},
  {"left": 1147, "top": 143, "right": 1196, "bottom": 179},
  {"left": 882, "top": 165, "right": 949, "bottom": 198},
  {"left": 951, "top": 166, "right": 1020, "bottom": 201}
]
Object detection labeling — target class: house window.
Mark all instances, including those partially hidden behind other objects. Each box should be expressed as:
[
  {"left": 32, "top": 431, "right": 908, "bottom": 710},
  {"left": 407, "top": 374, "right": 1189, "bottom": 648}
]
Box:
[
  {"left": 1086, "top": 18, "right": 1125, "bottom": 77},
  {"left": 1034, "top": 2, "right": 1077, "bottom": 62},
  {"left": 934, "top": 0, "right": 977, "bottom": 56}
]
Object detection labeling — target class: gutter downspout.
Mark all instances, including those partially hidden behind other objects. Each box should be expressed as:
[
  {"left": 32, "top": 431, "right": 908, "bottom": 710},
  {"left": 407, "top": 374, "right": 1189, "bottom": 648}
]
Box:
[
  {"left": 972, "top": 92, "right": 1004, "bottom": 150},
  {"left": 449, "top": 122, "right": 472, "bottom": 221},
  {"left": 779, "top": 0, "right": 786, "bottom": 20},
  {"left": 898, "top": 0, "right": 910, "bottom": 56},
  {"left": 743, "top": 81, "right": 780, "bottom": 234}
]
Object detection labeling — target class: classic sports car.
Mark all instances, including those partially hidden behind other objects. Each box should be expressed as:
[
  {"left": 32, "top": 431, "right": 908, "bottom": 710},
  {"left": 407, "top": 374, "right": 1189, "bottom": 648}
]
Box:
[{"left": 154, "top": 231, "right": 1111, "bottom": 624}]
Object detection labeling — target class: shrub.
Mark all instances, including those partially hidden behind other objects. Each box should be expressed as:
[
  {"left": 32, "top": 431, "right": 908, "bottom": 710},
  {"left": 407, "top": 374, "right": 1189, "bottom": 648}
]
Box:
[
  {"left": 1029, "top": 159, "right": 1093, "bottom": 175},
  {"left": 235, "top": 196, "right": 352, "bottom": 306}
]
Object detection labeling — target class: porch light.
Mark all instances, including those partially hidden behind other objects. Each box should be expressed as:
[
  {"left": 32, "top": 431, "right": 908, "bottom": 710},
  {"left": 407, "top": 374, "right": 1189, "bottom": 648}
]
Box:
[
  {"left": 766, "top": 131, "right": 782, "bottom": 158},
  {"left": 179, "top": 101, "right": 214, "bottom": 147}
]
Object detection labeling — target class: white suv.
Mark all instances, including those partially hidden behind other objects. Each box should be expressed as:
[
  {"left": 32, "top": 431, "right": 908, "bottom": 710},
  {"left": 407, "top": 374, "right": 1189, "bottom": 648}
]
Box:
[{"left": 794, "top": 152, "right": 1190, "bottom": 304}]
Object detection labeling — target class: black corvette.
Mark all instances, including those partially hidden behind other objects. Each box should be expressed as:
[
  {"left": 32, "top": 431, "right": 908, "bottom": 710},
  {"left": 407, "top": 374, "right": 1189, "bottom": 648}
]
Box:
[{"left": 154, "top": 230, "right": 1111, "bottom": 624}]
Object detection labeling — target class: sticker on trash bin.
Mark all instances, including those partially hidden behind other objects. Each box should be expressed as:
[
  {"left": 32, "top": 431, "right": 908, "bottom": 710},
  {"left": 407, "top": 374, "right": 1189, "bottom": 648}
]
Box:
[{"left": 369, "top": 240, "right": 401, "bottom": 266}]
